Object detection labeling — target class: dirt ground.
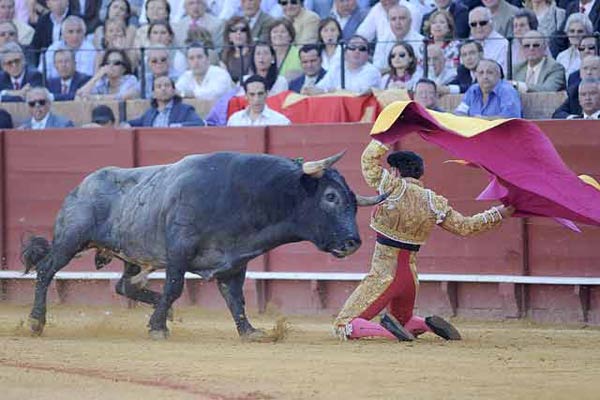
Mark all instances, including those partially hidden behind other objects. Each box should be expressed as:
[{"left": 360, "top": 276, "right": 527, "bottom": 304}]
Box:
[{"left": 1, "top": 304, "right": 599, "bottom": 400}]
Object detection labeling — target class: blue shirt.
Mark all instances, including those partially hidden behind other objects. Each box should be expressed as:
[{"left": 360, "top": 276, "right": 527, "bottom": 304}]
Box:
[{"left": 455, "top": 80, "right": 522, "bottom": 118}]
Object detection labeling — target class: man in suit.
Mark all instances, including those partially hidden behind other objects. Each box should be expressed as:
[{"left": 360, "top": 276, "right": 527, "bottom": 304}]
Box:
[
  {"left": 330, "top": 0, "right": 369, "bottom": 41},
  {"left": 128, "top": 76, "right": 205, "bottom": 127},
  {"left": 242, "top": 0, "right": 274, "bottom": 42},
  {"left": 0, "top": 107, "right": 13, "bottom": 128},
  {"left": 20, "top": 86, "right": 74, "bottom": 129},
  {"left": 46, "top": 48, "right": 91, "bottom": 101},
  {"left": 553, "top": 55, "right": 600, "bottom": 118},
  {"left": 30, "top": 0, "right": 73, "bottom": 65},
  {"left": 289, "top": 44, "right": 326, "bottom": 93},
  {"left": 510, "top": 30, "right": 565, "bottom": 93},
  {"left": 575, "top": 78, "right": 600, "bottom": 118},
  {"left": 421, "top": 0, "right": 470, "bottom": 38},
  {"left": 173, "top": 0, "right": 223, "bottom": 48},
  {"left": 448, "top": 40, "right": 483, "bottom": 93},
  {"left": 0, "top": 41, "right": 43, "bottom": 101}
]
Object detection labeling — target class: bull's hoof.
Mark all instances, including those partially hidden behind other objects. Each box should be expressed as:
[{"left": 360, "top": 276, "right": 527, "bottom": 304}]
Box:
[
  {"left": 149, "top": 329, "right": 170, "bottom": 340},
  {"left": 29, "top": 317, "right": 45, "bottom": 336},
  {"left": 240, "top": 329, "right": 271, "bottom": 343}
]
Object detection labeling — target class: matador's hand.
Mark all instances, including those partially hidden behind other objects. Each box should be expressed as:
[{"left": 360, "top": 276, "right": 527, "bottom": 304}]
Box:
[{"left": 498, "top": 205, "right": 516, "bottom": 218}]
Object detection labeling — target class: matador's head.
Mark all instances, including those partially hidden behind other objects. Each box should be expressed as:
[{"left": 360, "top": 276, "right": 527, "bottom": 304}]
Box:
[{"left": 387, "top": 151, "right": 424, "bottom": 179}]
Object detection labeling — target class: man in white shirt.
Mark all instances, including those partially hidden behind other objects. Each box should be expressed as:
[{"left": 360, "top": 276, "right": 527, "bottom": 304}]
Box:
[
  {"left": 315, "top": 34, "right": 381, "bottom": 93},
  {"left": 469, "top": 6, "right": 508, "bottom": 74},
  {"left": 40, "top": 16, "right": 96, "bottom": 79},
  {"left": 373, "top": 4, "right": 424, "bottom": 71},
  {"left": 228, "top": 74, "right": 291, "bottom": 126},
  {"left": 175, "top": 41, "right": 233, "bottom": 102},
  {"left": 356, "top": 0, "right": 423, "bottom": 45}
]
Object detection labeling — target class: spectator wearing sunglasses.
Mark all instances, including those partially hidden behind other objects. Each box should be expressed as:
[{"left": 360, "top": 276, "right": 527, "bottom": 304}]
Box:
[
  {"left": 510, "top": 9, "right": 539, "bottom": 66},
  {"left": 510, "top": 30, "right": 565, "bottom": 93},
  {"left": 76, "top": 49, "right": 140, "bottom": 100},
  {"left": 0, "top": 0, "right": 34, "bottom": 46},
  {"left": 0, "top": 20, "right": 18, "bottom": 46},
  {"left": 0, "top": 41, "right": 42, "bottom": 102},
  {"left": 556, "top": 13, "right": 594, "bottom": 81},
  {"left": 173, "top": 0, "right": 223, "bottom": 49},
  {"left": 373, "top": 4, "right": 424, "bottom": 72},
  {"left": 315, "top": 34, "right": 381, "bottom": 94},
  {"left": 142, "top": 45, "right": 175, "bottom": 99},
  {"left": 279, "top": 0, "right": 320, "bottom": 45},
  {"left": 220, "top": 16, "right": 253, "bottom": 83},
  {"left": 380, "top": 41, "right": 422, "bottom": 91},
  {"left": 469, "top": 7, "right": 509, "bottom": 74},
  {"left": 566, "top": 34, "right": 598, "bottom": 90},
  {"left": 20, "top": 86, "right": 74, "bottom": 129}
]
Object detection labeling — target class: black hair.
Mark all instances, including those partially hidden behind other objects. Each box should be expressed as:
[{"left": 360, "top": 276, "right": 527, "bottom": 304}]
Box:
[
  {"left": 415, "top": 78, "right": 437, "bottom": 93},
  {"left": 512, "top": 9, "right": 538, "bottom": 32},
  {"left": 243, "top": 74, "right": 267, "bottom": 91},
  {"left": 299, "top": 43, "right": 321, "bottom": 57},
  {"left": 249, "top": 41, "right": 278, "bottom": 91},
  {"left": 387, "top": 151, "right": 424, "bottom": 179}
]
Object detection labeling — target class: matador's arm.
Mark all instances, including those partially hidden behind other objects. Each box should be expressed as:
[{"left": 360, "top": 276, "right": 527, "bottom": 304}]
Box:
[
  {"left": 361, "top": 139, "right": 398, "bottom": 193},
  {"left": 439, "top": 202, "right": 505, "bottom": 236}
]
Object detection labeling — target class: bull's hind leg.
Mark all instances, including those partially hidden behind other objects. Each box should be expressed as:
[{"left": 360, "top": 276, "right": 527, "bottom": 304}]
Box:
[
  {"left": 217, "top": 265, "right": 267, "bottom": 342},
  {"left": 115, "top": 262, "right": 161, "bottom": 305}
]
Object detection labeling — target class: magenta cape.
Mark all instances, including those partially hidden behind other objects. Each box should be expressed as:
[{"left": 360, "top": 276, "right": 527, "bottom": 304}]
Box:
[{"left": 370, "top": 101, "right": 600, "bottom": 229}]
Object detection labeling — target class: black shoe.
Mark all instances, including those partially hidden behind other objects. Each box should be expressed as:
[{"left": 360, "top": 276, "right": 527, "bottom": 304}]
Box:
[
  {"left": 380, "top": 313, "right": 415, "bottom": 341},
  {"left": 425, "top": 315, "right": 461, "bottom": 340}
]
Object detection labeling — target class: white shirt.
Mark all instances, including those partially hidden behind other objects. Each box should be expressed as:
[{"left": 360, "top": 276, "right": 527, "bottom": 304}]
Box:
[
  {"left": 317, "top": 62, "right": 382, "bottom": 93},
  {"left": 478, "top": 30, "right": 509, "bottom": 75},
  {"left": 40, "top": 38, "right": 96, "bottom": 79},
  {"left": 356, "top": 2, "right": 423, "bottom": 43},
  {"left": 557, "top": 46, "right": 581, "bottom": 81},
  {"left": 373, "top": 29, "right": 424, "bottom": 71},
  {"left": 175, "top": 65, "right": 234, "bottom": 101},
  {"left": 582, "top": 109, "right": 600, "bottom": 119},
  {"left": 227, "top": 105, "right": 291, "bottom": 126},
  {"left": 320, "top": 46, "right": 341, "bottom": 73},
  {"left": 31, "top": 113, "right": 50, "bottom": 130}
]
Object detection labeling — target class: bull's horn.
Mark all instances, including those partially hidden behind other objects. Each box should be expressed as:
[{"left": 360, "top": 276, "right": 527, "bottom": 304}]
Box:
[
  {"left": 302, "top": 150, "right": 346, "bottom": 177},
  {"left": 356, "top": 191, "right": 391, "bottom": 207}
]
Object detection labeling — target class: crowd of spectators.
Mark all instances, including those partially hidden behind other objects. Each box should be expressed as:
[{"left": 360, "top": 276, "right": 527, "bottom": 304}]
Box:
[{"left": 0, "top": 0, "right": 599, "bottom": 129}]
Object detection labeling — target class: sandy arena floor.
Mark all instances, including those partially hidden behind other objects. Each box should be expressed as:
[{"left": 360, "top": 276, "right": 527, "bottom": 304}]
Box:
[{"left": 1, "top": 304, "right": 599, "bottom": 400}]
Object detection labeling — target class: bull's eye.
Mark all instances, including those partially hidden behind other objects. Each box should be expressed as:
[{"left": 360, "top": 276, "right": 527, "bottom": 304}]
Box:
[{"left": 325, "top": 192, "right": 337, "bottom": 203}]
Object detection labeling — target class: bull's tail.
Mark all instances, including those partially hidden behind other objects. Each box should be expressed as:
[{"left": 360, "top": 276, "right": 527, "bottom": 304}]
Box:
[{"left": 21, "top": 235, "right": 51, "bottom": 274}]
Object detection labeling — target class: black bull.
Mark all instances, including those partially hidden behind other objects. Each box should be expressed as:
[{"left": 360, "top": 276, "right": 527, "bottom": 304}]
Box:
[{"left": 22, "top": 151, "right": 386, "bottom": 340}]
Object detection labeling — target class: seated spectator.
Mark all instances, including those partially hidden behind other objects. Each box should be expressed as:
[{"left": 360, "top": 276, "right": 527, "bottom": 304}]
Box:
[
  {"left": 373, "top": 4, "right": 424, "bottom": 71},
  {"left": 556, "top": 13, "right": 593, "bottom": 81},
  {"left": 76, "top": 49, "right": 140, "bottom": 100},
  {"left": 20, "top": 86, "right": 74, "bottom": 129},
  {"left": 29, "top": 0, "right": 72, "bottom": 65},
  {"left": 144, "top": 21, "right": 187, "bottom": 76},
  {"left": 420, "top": 0, "right": 469, "bottom": 39},
  {"left": 220, "top": 16, "right": 253, "bottom": 84},
  {"left": 484, "top": 0, "right": 519, "bottom": 38},
  {"left": 380, "top": 41, "right": 422, "bottom": 90},
  {"left": 280, "top": 0, "right": 320, "bottom": 45},
  {"left": 0, "top": 0, "right": 34, "bottom": 46},
  {"left": 175, "top": 42, "right": 234, "bottom": 102},
  {"left": 426, "top": 43, "right": 457, "bottom": 94},
  {"left": 94, "top": 18, "right": 139, "bottom": 71},
  {"left": 553, "top": 55, "right": 600, "bottom": 118},
  {"left": 142, "top": 45, "right": 175, "bottom": 99},
  {"left": 455, "top": 58, "right": 522, "bottom": 118},
  {"left": 133, "top": 0, "right": 170, "bottom": 50},
  {"left": 242, "top": 0, "right": 274, "bottom": 42},
  {"left": 0, "top": 106, "right": 13, "bottom": 128},
  {"left": 511, "top": 31, "right": 566, "bottom": 93},
  {"left": 46, "top": 48, "right": 92, "bottom": 101},
  {"left": 469, "top": 6, "right": 509, "bottom": 73},
  {"left": 84, "top": 104, "right": 117, "bottom": 127},
  {"left": 316, "top": 34, "right": 381, "bottom": 94},
  {"left": 242, "top": 41, "right": 288, "bottom": 95},
  {"left": 551, "top": 0, "right": 599, "bottom": 57},
  {"left": 413, "top": 78, "right": 444, "bottom": 111},
  {"left": 330, "top": 0, "right": 369, "bottom": 41},
  {"left": 129, "top": 75, "right": 205, "bottom": 126},
  {"left": 268, "top": 18, "right": 302, "bottom": 81},
  {"left": 317, "top": 17, "right": 342, "bottom": 72},
  {"left": 526, "top": 0, "right": 565, "bottom": 42},
  {"left": 227, "top": 74, "right": 290, "bottom": 126},
  {"left": 0, "top": 20, "right": 17, "bottom": 47},
  {"left": 567, "top": 35, "right": 598, "bottom": 90},
  {"left": 423, "top": 10, "right": 460, "bottom": 68},
  {"left": 93, "top": 0, "right": 137, "bottom": 51},
  {"left": 357, "top": 0, "right": 423, "bottom": 44},
  {"left": 0, "top": 41, "right": 42, "bottom": 101},
  {"left": 289, "top": 44, "right": 326, "bottom": 94},
  {"left": 40, "top": 16, "right": 97, "bottom": 80},
  {"left": 575, "top": 78, "right": 600, "bottom": 119},
  {"left": 173, "top": 0, "right": 223, "bottom": 48},
  {"left": 448, "top": 40, "right": 483, "bottom": 94},
  {"left": 511, "top": 9, "right": 539, "bottom": 66}
]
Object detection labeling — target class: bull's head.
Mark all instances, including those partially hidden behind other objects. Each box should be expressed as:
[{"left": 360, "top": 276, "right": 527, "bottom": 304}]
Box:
[{"left": 298, "top": 151, "right": 388, "bottom": 258}]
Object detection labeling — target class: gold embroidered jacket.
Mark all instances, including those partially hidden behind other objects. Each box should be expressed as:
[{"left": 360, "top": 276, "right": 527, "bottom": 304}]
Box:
[{"left": 362, "top": 139, "right": 503, "bottom": 245}]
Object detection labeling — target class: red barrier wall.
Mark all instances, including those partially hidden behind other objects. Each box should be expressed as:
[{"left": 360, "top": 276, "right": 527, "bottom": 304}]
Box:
[{"left": 0, "top": 121, "right": 598, "bottom": 324}]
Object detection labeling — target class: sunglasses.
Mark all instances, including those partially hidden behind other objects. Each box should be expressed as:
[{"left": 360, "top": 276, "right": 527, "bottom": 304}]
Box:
[
  {"left": 28, "top": 99, "right": 47, "bottom": 107},
  {"left": 523, "top": 43, "right": 542, "bottom": 49},
  {"left": 347, "top": 45, "right": 368, "bottom": 52},
  {"left": 106, "top": 60, "right": 124, "bottom": 66},
  {"left": 0, "top": 31, "right": 16, "bottom": 37},
  {"left": 469, "top": 20, "right": 489, "bottom": 28},
  {"left": 579, "top": 45, "right": 597, "bottom": 51},
  {"left": 568, "top": 29, "right": 585, "bottom": 34},
  {"left": 229, "top": 26, "right": 248, "bottom": 33},
  {"left": 150, "top": 57, "right": 168, "bottom": 63},
  {"left": 2, "top": 58, "right": 21, "bottom": 66},
  {"left": 279, "top": 0, "right": 299, "bottom": 5},
  {"left": 391, "top": 52, "right": 407, "bottom": 58}
]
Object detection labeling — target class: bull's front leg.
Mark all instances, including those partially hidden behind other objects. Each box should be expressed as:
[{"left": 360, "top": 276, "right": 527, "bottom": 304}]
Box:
[
  {"left": 217, "top": 265, "right": 266, "bottom": 341},
  {"left": 147, "top": 264, "right": 185, "bottom": 340}
]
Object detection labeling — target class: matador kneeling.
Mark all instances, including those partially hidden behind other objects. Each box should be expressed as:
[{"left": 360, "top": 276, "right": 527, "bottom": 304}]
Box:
[{"left": 334, "top": 139, "right": 515, "bottom": 341}]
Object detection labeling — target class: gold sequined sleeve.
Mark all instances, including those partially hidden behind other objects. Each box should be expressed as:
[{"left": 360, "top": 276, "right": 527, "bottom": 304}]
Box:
[
  {"left": 361, "top": 139, "right": 391, "bottom": 190},
  {"left": 440, "top": 204, "right": 504, "bottom": 236}
]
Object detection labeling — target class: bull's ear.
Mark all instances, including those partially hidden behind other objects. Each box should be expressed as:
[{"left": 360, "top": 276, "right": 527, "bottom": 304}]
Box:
[{"left": 300, "top": 173, "right": 319, "bottom": 195}]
